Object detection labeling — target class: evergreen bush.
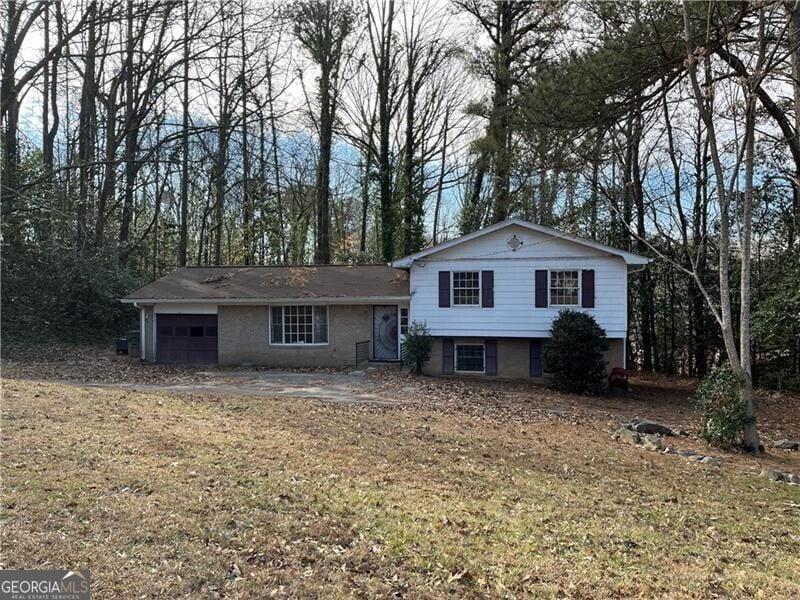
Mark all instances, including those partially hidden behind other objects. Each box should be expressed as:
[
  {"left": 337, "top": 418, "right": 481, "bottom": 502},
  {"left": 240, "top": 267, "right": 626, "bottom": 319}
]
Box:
[
  {"left": 403, "top": 321, "right": 433, "bottom": 375},
  {"left": 543, "top": 310, "right": 609, "bottom": 393},
  {"left": 692, "top": 367, "right": 756, "bottom": 445}
]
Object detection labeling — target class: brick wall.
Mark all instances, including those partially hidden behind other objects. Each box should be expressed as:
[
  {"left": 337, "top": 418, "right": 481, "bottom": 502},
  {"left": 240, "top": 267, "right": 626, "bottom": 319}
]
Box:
[
  {"left": 218, "top": 304, "right": 374, "bottom": 368},
  {"left": 424, "top": 337, "right": 626, "bottom": 381}
]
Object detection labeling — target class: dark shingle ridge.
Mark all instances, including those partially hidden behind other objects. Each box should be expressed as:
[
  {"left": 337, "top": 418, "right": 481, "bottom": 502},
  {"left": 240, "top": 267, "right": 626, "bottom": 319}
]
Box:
[{"left": 180, "top": 264, "right": 393, "bottom": 268}]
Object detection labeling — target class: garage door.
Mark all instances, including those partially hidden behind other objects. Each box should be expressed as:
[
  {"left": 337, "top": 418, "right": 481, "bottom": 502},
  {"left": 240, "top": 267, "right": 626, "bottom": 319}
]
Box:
[{"left": 157, "top": 314, "right": 218, "bottom": 364}]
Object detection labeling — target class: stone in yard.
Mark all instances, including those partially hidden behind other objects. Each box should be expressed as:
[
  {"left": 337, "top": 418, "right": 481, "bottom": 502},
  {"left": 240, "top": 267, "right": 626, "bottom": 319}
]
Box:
[
  {"left": 760, "top": 469, "right": 785, "bottom": 482},
  {"left": 678, "top": 449, "right": 698, "bottom": 458},
  {"left": 642, "top": 434, "right": 663, "bottom": 451},
  {"left": 700, "top": 456, "right": 720, "bottom": 467},
  {"left": 614, "top": 427, "right": 640, "bottom": 445},
  {"left": 788, "top": 474, "right": 800, "bottom": 485},
  {"left": 770, "top": 439, "right": 799, "bottom": 451},
  {"left": 630, "top": 420, "right": 674, "bottom": 436}
]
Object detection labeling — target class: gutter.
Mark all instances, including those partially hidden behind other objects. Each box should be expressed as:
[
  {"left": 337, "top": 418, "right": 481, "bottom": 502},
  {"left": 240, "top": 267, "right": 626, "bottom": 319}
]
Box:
[{"left": 120, "top": 296, "right": 411, "bottom": 305}]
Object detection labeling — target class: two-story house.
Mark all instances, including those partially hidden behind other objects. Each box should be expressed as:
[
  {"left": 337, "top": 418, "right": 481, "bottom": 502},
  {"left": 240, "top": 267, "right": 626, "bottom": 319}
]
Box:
[{"left": 123, "top": 219, "right": 648, "bottom": 378}]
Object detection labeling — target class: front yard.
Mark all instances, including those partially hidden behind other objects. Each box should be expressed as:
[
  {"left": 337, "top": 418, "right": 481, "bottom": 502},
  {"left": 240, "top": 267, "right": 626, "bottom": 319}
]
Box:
[{"left": 2, "top": 366, "right": 800, "bottom": 598}]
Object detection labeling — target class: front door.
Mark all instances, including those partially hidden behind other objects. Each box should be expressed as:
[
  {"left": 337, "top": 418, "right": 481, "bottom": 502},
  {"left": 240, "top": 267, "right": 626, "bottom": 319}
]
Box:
[{"left": 373, "top": 305, "right": 398, "bottom": 360}]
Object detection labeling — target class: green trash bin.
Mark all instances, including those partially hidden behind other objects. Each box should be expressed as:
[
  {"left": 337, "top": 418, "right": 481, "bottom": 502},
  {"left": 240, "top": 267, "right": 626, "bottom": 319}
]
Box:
[{"left": 127, "top": 330, "right": 141, "bottom": 359}]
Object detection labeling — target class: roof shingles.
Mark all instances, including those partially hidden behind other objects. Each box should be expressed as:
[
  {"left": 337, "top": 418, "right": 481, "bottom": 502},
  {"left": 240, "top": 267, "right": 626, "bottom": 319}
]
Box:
[{"left": 124, "top": 265, "right": 409, "bottom": 302}]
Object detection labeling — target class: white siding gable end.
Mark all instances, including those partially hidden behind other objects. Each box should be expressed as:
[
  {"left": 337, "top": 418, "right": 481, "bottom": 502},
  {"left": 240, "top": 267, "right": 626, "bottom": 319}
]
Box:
[{"left": 405, "top": 222, "right": 634, "bottom": 339}]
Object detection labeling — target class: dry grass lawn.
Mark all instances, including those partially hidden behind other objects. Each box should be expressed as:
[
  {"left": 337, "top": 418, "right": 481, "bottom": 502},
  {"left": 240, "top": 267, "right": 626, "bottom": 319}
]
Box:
[{"left": 2, "top": 378, "right": 800, "bottom": 598}]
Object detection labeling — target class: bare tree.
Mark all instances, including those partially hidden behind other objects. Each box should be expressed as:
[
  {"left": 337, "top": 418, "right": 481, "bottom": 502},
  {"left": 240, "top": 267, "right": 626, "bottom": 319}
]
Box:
[{"left": 291, "top": 0, "right": 357, "bottom": 264}]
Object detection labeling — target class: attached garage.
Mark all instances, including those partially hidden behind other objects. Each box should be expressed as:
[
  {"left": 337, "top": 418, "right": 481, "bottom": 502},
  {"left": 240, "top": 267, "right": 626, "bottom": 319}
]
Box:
[{"left": 157, "top": 314, "right": 218, "bottom": 364}]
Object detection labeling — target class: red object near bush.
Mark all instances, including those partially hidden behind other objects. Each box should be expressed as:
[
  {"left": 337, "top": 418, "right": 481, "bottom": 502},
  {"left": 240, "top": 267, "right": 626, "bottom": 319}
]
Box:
[{"left": 608, "top": 367, "right": 629, "bottom": 390}]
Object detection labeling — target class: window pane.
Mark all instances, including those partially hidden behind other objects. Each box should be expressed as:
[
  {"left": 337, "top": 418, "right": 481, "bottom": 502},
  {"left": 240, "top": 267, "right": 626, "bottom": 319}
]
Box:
[
  {"left": 174, "top": 326, "right": 188, "bottom": 337},
  {"left": 549, "top": 270, "right": 579, "bottom": 306},
  {"left": 159, "top": 325, "right": 172, "bottom": 337},
  {"left": 205, "top": 326, "right": 217, "bottom": 337},
  {"left": 313, "top": 306, "right": 328, "bottom": 343},
  {"left": 190, "top": 326, "right": 204, "bottom": 337},
  {"left": 284, "top": 305, "right": 313, "bottom": 343},
  {"left": 400, "top": 308, "right": 408, "bottom": 336},
  {"left": 271, "top": 306, "right": 283, "bottom": 343},
  {"left": 456, "top": 344, "right": 484, "bottom": 372},
  {"left": 453, "top": 271, "right": 480, "bottom": 305}
]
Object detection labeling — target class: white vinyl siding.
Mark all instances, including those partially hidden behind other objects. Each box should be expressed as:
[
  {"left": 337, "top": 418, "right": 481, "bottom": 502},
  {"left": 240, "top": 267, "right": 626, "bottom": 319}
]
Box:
[{"left": 407, "top": 225, "right": 628, "bottom": 338}]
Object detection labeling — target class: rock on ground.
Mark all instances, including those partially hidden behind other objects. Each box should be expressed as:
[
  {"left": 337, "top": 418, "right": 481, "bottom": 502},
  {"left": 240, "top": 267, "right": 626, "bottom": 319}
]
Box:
[
  {"left": 770, "top": 439, "right": 799, "bottom": 451},
  {"left": 641, "top": 434, "right": 663, "bottom": 451},
  {"left": 760, "top": 469, "right": 785, "bottom": 482},
  {"left": 614, "top": 427, "right": 641, "bottom": 445},
  {"left": 630, "top": 419, "right": 674, "bottom": 436}
]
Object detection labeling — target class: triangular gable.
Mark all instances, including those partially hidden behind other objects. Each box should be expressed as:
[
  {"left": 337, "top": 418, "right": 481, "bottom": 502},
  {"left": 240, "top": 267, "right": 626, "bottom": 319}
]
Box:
[{"left": 391, "top": 219, "right": 649, "bottom": 267}]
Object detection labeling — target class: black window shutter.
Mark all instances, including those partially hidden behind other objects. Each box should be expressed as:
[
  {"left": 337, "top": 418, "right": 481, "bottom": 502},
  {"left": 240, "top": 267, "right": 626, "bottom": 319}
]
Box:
[
  {"left": 443, "top": 338, "right": 454, "bottom": 374},
  {"left": 581, "top": 269, "right": 595, "bottom": 308},
  {"left": 481, "top": 270, "right": 494, "bottom": 307},
  {"left": 534, "top": 270, "right": 548, "bottom": 308},
  {"left": 485, "top": 339, "right": 497, "bottom": 375},
  {"left": 438, "top": 271, "right": 451, "bottom": 307},
  {"left": 530, "top": 340, "right": 543, "bottom": 377}
]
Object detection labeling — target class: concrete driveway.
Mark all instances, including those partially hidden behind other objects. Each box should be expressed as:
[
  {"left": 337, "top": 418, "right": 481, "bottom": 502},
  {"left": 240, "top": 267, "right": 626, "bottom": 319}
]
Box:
[{"left": 89, "top": 368, "right": 400, "bottom": 405}]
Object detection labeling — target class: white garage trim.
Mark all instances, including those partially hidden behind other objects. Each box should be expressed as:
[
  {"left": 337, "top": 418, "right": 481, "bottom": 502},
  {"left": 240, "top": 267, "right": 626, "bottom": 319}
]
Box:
[{"left": 154, "top": 303, "right": 218, "bottom": 314}]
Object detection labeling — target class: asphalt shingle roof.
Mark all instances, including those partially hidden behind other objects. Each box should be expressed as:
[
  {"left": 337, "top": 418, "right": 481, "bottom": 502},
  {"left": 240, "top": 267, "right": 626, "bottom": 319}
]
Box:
[{"left": 124, "top": 265, "right": 409, "bottom": 301}]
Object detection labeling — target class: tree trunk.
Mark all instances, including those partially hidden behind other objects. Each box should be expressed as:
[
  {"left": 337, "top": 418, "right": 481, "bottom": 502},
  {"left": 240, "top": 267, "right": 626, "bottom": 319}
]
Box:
[
  {"left": 375, "top": 0, "right": 396, "bottom": 263},
  {"left": 432, "top": 112, "right": 449, "bottom": 246},
  {"left": 119, "top": 0, "right": 137, "bottom": 262},
  {"left": 315, "top": 61, "right": 333, "bottom": 264},
  {"left": 178, "top": 0, "right": 190, "bottom": 267},
  {"left": 240, "top": 4, "right": 253, "bottom": 265},
  {"left": 266, "top": 59, "right": 285, "bottom": 263},
  {"left": 76, "top": 2, "right": 98, "bottom": 254},
  {"left": 489, "top": 2, "right": 513, "bottom": 223}
]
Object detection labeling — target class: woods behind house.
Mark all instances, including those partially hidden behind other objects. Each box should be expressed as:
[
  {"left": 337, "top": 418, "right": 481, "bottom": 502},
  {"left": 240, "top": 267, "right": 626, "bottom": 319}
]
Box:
[{"left": 2, "top": 0, "right": 799, "bottom": 391}]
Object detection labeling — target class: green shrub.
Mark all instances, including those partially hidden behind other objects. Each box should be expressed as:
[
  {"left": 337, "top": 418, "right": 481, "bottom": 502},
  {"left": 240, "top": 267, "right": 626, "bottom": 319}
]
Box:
[
  {"left": 692, "top": 367, "right": 756, "bottom": 445},
  {"left": 403, "top": 321, "right": 433, "bottom": 375},
  {"left": 543, "top": 310, "right": 609, "bottom": 393}
]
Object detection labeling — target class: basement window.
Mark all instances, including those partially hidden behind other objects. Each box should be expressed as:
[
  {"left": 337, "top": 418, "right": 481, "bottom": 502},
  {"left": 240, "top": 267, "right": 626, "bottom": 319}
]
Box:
[{"left": 455, "top": 344, "right": 485, "bottom": 373}]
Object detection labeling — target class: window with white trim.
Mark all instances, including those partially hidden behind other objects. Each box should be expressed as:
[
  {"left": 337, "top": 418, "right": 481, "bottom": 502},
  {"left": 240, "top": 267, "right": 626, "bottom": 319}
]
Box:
[
  {"left": 452, "top": 271, "right": 480, "bottom": 306},
  {"left": 455, "top": 344, "right": 485, "bottom": 373},
  {"left": 549, "top": 270, "right": 579, "bottom": 306},
  {"left": 270, "top": 306, "right": 328, "bottom": 344},
  {"left": 400, "top": 308, "right": 409, "bottom": 336}
]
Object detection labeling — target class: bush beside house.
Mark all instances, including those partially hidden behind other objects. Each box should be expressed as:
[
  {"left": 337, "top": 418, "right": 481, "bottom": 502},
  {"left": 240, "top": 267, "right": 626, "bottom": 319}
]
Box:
[{"left": 544, "top": 310, "right": 609, "bottom": 393}]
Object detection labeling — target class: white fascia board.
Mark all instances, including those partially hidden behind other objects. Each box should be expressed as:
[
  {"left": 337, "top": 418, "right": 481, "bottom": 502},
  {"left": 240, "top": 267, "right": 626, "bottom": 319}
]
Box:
[
  {"left": 430, "top": 330, "right": 629, "bottom": 339},
  {"left": 121, "top": 296, "right": 410, "bottom": 305},
  {"left": 392, "top": 218, "right": 650, "bottom": 267}
]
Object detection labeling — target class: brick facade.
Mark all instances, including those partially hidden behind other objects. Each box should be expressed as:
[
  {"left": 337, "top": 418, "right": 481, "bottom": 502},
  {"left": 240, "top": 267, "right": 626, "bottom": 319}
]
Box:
[
  {"left": 217, "top": 304, "right": 374, "bottom": 368},
  {"left": 424, "top": 337, "right": 626, "bottom": 381}
]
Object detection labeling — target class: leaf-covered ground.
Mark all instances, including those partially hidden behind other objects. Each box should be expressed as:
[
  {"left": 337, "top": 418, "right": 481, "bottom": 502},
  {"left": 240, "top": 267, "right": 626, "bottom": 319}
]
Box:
[{"left": 2, "top": 376, "right": 799, "bottom": 599}]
